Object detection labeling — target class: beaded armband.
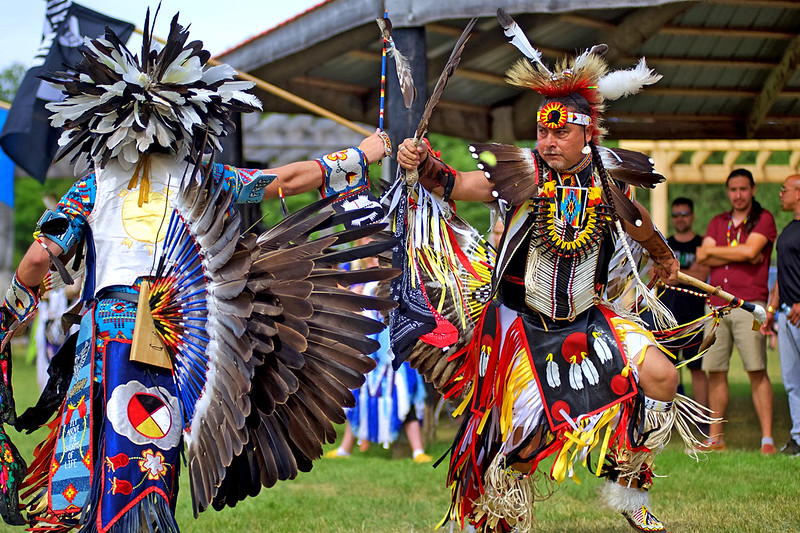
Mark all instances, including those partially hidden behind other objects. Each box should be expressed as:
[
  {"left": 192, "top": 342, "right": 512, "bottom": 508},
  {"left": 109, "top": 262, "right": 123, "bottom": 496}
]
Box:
[
  {"left": 35, "top": 210, "right": 79, "bottom": 254},
  {"left": 3, "top": 273, "right": 39, "bottom": 324},
  {"left": 316, "top": 147, "right": 369, "bottom": 199}
]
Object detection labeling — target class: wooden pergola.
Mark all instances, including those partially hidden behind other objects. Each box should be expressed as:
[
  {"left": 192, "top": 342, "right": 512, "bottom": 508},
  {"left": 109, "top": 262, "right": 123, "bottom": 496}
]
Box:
[{"left": 619, "top": 139, "right": 800, "bottom": 230}]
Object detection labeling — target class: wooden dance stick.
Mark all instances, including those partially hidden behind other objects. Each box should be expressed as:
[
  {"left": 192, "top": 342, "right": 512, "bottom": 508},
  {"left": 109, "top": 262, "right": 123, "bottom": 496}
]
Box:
[{"left": 675, "top": 271, "right": 766, "bottom": 328}]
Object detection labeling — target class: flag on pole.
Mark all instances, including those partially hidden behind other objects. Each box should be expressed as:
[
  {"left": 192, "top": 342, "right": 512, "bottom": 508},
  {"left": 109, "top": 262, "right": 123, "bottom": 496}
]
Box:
[
  {"left": 0, "top": 107, "right": 13, "bottom": 208},
  {"left": 0, "top": 1, "right": 134, "bottom": 183}
]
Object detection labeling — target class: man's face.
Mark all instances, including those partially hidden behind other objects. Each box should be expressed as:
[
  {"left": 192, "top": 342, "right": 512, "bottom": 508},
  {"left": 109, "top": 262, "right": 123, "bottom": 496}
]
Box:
[
  {"left": 536, "top": 119, "right": 591, "bottom": 172},
  {"left": 670, "top": 203, "right": 694, "bottom": 233},
  {"left": 726, "top": 175, "right": 755, "bottom": 213},
  {"left": 779, "top": 176, "right": 800, "bottom": 212}
]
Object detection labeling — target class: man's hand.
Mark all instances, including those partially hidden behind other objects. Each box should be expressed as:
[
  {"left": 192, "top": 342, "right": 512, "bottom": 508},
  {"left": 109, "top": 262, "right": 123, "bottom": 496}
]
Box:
[
  {"left": 397, "top": 138, "right": 427, "bottom": 171},
  {"left": 789, "top": 302, "right": 800, "bottom": 327},
  {"left": 651, "top": 256, "right": 680, "bottom": 285},
  {"left": 357, "top": 129, "right": 392, "bottom": 164}
]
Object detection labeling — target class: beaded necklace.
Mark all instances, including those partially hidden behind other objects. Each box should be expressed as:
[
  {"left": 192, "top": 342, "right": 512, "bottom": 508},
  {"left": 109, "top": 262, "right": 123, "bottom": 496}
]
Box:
[
  {"left": 726, "top": 213, "right": 747, "bottom": 247},
  {"left": 559, "top": 153, "right": 592, "bottom": 187}
]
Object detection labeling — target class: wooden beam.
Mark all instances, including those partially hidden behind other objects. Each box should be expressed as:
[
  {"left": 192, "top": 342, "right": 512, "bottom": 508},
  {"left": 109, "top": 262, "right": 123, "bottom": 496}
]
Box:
[
  {"left": 660, "top": 26, "right": 797, "bottom": 40},
  {"left": 704, "top": 0, "right": 800, "bottom": 10},
  {"left": 602, "top": 3, "right": 696, "bottom": 63},
  {"left": 746, "top": 33, "right": 800, "bottom": 137}
]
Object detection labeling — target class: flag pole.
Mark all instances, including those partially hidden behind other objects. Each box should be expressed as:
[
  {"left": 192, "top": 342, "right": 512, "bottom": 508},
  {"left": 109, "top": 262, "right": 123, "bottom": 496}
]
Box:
[
  {"left": 134, "top": 28, "right": 373, "bottom": 137},
  {"left": 0, "top": 100, "right": 10, "bottom": 110}
]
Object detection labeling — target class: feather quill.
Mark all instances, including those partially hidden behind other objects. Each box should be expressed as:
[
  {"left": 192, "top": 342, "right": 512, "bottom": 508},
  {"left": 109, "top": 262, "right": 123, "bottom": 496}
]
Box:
[{"left": 376, "top": 17, "right": 416, "bottom": 108}]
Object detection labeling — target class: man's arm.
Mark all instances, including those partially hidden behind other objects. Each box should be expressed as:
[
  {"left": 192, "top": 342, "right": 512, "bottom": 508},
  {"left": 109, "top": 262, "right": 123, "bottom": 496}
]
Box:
[
  {"left": 396, "top": 138, "right": 495, "bottom": 202},
  {"left": 761, "top": 282, "right": 780, "bottom": 334},
  {"left": 696, "top": 232, "right": 768, "bottom": 266},
  {"left": 261, "top": 130, "right": 391, "bottom": 198}
]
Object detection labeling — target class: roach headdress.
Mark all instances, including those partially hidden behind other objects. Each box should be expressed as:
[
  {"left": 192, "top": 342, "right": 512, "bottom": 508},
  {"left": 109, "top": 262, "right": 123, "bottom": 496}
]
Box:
[
  {"left": 506, "top": 50, "right": 661, "bottom": 142},
  {"left": 44, "top": 8, "right": 262, "bottom": 178},
  {"left": 498, "top": 10, "right": 660, "bottom": 142}
]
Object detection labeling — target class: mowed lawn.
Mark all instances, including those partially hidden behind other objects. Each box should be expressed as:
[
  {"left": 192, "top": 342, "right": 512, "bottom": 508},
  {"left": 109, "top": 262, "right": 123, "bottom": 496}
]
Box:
[{"left": 1, "top": 338, "right": 798, "bottom": 533}]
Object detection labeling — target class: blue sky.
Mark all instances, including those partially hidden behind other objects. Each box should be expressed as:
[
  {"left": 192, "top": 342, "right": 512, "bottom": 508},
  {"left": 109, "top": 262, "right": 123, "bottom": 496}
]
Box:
[{"left": 1, "top": 0, "right": 324, "bottom": 70}]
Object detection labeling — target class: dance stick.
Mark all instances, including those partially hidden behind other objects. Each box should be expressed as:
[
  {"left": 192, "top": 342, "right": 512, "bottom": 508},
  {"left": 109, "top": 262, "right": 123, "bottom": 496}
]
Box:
[{"left": 675, "top": 271, "right": 766, "bottom": 327}]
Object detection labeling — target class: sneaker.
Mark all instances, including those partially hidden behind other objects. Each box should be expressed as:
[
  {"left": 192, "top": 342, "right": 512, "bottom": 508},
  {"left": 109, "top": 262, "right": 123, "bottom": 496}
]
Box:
[
  {"left": 412, "top": 452, "right": 433, "bottom": 463},
  {"left": 324, "top": 448, "right": 350, "bottom": 459},
  {"left": 780, "top": 438, "right": 800, "bottom": 457},
  {"left": 761, "top": 443, "right": 777, "bottom": 455},
  {"left": 622, "top": 504, "right": 666, "bottom": 532}
]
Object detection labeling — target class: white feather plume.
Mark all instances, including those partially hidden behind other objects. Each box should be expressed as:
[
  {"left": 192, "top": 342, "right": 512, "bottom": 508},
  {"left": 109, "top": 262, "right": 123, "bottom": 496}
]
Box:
[{"left": 597, "top": 58, "right": 662, "bottom": 101}]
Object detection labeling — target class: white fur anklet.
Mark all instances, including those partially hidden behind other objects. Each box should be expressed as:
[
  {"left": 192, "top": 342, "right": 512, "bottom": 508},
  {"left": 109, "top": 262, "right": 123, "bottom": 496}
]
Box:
[{"left": 601, "top": 481, "right": 649, "bottom": 512}]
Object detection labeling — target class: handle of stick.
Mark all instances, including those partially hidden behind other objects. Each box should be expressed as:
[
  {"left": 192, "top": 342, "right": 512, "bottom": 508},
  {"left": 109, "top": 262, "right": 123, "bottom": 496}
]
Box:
[
  {"left": 675, "top": 272, "right": 766, "bottom": 327},
  {"left": 404, "top": 137, "right": 423, "bottom": 186}
]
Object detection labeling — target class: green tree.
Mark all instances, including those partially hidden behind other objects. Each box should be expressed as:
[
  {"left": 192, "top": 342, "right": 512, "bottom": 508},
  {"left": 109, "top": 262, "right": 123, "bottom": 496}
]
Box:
[{"left": 0, "top": 62, "right": 25, "bottom": 103}]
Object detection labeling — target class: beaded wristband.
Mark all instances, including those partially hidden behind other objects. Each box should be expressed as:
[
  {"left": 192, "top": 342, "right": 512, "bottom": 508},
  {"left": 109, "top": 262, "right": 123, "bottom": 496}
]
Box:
[{"left": 3, "top": 272, "right": 39, "bottom": 324}]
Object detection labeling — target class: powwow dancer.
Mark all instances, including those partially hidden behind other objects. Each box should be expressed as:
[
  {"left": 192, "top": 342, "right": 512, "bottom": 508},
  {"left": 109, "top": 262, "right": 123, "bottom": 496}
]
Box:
[
  {"left": 0, "top": 10, "right": 396, "bottom": 531},
  {"left": 396, "top": 23, "right": 719, "bottom": 533}
]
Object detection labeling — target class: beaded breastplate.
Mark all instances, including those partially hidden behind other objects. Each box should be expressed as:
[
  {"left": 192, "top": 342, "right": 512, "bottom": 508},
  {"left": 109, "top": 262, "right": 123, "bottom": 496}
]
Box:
[{"left": 524, "top": 181, "right": 614, "bottom": 320}]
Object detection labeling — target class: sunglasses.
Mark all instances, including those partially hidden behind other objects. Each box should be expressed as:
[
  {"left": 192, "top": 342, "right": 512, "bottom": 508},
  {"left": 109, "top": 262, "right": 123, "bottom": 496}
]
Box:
[{"left": 671, "top": 211, "right": 692, "bottom": 217}]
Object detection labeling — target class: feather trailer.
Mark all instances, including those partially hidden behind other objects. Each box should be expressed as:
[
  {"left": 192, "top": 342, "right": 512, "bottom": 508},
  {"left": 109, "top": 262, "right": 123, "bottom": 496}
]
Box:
[
  {"left": 598, "top": 146, "right": 665, "bottom": 189},
  {"left": 203, "top": 194, "right": 393, "bottom": 512},
  {"left": 469, "top": 143, "right": 538, "bottom": 205},
  {"left": 376, "top": 17, "right": 416, "bottom": 108}
]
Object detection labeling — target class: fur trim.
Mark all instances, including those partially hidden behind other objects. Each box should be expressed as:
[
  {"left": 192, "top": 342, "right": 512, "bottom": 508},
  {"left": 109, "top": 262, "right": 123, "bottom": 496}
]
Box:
[{"left": 601, "top": 481, "right": 649, "bottom": 513}]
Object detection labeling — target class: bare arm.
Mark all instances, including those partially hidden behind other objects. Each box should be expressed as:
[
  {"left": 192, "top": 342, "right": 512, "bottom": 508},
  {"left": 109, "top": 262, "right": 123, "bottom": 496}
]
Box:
[
  {"left": 261, "top": 129, "right": 390, "bottom": 198},
  {"left": 396, "top": 138, "right": 495, "bottom": 202},
  {"left": 696, "top": 232, "right": 768, "bottom": 266}
]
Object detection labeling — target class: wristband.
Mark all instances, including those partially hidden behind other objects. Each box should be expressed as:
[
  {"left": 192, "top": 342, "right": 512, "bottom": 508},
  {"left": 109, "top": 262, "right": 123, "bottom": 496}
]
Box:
[
  {"left": 767, "top": 305, "right": 775, "bottom": 314},
  {"left": 3, "top": 273, "right": 39, "bottom": 324},
  {"left": 378, "top": 130, "right": 392, "bottom": 157}
]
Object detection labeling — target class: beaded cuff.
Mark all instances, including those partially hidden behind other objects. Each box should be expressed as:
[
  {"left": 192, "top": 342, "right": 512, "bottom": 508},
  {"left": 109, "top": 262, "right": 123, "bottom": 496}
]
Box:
[{"left": 316, "top": 147, "right": 369, "bottom": 199}]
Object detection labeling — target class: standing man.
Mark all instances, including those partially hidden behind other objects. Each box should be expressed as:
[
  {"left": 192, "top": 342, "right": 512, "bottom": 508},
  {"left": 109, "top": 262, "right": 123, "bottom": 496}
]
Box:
[
  {"left": 762, "top": 174, "right": 800, "bottom": 456},
  {"left": 662, "top": 198, "right": 709, "bottom": 408},
  {"left": 697, "top": 169, "right": 777, "bottom": 453}
]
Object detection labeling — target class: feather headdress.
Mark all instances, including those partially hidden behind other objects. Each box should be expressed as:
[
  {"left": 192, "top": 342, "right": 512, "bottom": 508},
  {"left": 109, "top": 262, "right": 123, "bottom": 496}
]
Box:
[
  {"left": 499, "top": 10, "right": 661, "bottom": 142},
  {"left": 44, "top": 8, "right": 262, "bottom": 177}
]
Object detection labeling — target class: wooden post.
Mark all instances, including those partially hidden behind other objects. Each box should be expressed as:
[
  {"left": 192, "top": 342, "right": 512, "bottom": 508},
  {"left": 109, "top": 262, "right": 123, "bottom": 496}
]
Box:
[{"left": 386, "top": 26, "right": 427, "bottom": 178}]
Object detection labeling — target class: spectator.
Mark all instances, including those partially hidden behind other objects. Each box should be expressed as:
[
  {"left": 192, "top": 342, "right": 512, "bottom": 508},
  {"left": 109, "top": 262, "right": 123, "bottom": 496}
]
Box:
[
  {"left": 697, "top": 169, "right": 777, "bottom": 454},
  {"left": 662, "top": 197, "right": 709, "bottom": 409},
  {"left": 326, "top": 277, "right": 431, "bottom": 463},
  {"left": 762, "top": 174, "right": 800, "bottom": 456}
]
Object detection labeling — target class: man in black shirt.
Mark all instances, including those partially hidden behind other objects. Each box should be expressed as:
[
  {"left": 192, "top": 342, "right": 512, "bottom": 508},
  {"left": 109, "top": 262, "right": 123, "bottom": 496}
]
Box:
[
  {"left": 662, "top": 198, "right": 709, "bottom": 409},
  {"left": 763, "top": 174, "right": 800, "bottom": 456}
]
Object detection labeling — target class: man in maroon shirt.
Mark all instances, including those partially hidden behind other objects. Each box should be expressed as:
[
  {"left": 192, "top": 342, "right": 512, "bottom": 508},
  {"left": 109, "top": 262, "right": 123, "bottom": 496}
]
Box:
[{"left": 697, "top": 168, "right": 777, "bottom": 453}]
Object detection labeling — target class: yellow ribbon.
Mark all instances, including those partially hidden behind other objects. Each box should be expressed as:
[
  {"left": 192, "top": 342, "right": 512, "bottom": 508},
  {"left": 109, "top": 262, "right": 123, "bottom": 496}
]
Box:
[{"left": 127, "top": 155, "right": 152, "bottom": 207}]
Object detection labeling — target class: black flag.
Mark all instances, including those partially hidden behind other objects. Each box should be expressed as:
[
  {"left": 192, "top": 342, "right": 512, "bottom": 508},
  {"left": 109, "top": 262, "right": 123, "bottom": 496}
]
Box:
[{"left": 0, "top": 2, "right": 134, "bottom": 183}]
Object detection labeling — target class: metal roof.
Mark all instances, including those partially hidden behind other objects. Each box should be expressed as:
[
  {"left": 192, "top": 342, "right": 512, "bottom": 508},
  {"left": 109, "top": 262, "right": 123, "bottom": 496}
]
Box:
[{"left": 218, "top": 0, "right": 800, "bottom": 141}]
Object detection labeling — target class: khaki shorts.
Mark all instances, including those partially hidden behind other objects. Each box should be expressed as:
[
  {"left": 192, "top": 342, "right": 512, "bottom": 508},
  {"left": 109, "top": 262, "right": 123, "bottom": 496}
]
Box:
[{"left": 702, "top": 302, "right": 767, "bottom": 372}]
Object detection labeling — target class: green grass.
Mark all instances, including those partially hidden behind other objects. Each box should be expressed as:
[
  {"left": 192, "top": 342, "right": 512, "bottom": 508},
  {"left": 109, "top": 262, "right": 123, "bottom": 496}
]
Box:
[{"left": 1, "top": 339, "right": 798, "bottom": 532}]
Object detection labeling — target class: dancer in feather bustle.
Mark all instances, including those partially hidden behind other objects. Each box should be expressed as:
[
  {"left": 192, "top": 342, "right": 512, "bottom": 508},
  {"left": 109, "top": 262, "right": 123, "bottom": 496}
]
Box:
[
  {"left": 397, "top": 32, "right": 715, "bottom": 533},
  {"left": 0, "top": 9, "right": 395, "bottom": 532}
]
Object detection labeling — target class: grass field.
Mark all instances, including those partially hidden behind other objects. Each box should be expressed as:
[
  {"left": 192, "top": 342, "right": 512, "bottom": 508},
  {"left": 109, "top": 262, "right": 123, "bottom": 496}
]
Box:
[{"left": 1, "top": 339, "right": 798, "bottom": 533}]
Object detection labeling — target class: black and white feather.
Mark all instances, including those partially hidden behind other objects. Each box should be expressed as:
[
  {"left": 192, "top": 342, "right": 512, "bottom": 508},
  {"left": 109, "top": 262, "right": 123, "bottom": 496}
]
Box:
[{"left": 44, "top": 9, "right": 261, "bottom": 178}]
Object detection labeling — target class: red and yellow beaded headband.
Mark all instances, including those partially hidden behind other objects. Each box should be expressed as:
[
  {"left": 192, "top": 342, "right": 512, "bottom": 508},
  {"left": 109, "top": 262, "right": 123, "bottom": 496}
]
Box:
[{"left": 537, "top": 102, "right": 592, "bottom": 129}]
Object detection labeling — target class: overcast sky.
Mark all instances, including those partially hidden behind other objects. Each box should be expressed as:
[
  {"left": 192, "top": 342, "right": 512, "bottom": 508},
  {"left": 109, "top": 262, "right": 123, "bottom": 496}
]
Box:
[{"left": 0, "top": 0, "right": 325, "bottom": 70}]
